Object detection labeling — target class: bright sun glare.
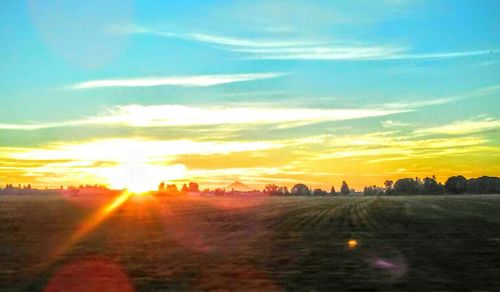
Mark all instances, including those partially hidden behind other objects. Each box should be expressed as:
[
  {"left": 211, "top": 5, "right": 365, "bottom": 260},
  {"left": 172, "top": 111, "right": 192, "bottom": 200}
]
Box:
[{"left": 93, "top": 163, "right": 186, "bottom": 193}]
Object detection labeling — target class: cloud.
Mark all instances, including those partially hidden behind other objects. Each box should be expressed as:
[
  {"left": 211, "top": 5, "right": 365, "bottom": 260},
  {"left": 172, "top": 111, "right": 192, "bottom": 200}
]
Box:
[
  {"left": 231, "top": 44, "right": 407, "bottom": 61},
  {"left": 1, "top": 84, "right": 497, "bottom": 132},
  {"left": 188, "top": 33, "right": 320, "bottom": 48},
  {"left": 0, "top": 120, "right": 91, "bottom": 131},
  {"left": 115, "top": 25, "right": 499, "bottom": 61},
  {"left": 70, "top": 72, "right": 286, "bottom": 89},
  {"left": 385, "top": 50, "right": 498, "bottom": 61},
  {"left": 0, "top": 104, "right": 408, "bottom": 131},
  {"left": 414, "top": 118, "right": 500, "bottom": 135},
  {"left": 111, "top": 25, "right": 324, "bottom": 48},
  {"left": 380, "top": 84, "right": 500, "bottom": 110},
  {"left": 381, "top": 120, "right": 411, "bottom": 129},
  {"left": 9, "top": 138, "right": 281, "bottom": 162},
  {"left": 3, "top": 127, "right": 498, "bottom": 188},
  {"left": 315, "top": 133, "right": 494, "bottom": 162},
  {"left": 101, "top": 105, "right": 407, "bottom": 127},
  {"left": 381, "top": 97, "right": 459, "bottom": 109},
  {"left": 235, "top": 46, "right": 497, "bottom": 61}
]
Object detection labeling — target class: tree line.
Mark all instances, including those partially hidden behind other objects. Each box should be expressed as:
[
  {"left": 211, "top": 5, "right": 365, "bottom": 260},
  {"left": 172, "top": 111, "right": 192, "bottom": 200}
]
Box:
[
  {"left": 264, "top": 176, "right": 500, "bottom": 196},
  {"left": 265, "top": 181, "right": 354, "bottom": 196},
  {"left": 2, "top": 175, "right": 499, "bottom": 196},
  {"left": 365, "top": 175, "right": 500, "bottom": 195}
]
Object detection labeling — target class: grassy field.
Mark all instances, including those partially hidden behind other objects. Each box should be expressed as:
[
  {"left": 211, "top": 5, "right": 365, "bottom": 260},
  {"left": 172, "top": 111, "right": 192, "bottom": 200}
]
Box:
[{"left": 1, "top": 194, "right": 500, "bottom": 291}]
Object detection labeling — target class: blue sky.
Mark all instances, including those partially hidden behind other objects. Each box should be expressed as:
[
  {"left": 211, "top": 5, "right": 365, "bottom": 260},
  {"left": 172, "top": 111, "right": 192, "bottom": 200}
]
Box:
[{"left": 0, "top": 0, "right": 499, "bottom": 190}]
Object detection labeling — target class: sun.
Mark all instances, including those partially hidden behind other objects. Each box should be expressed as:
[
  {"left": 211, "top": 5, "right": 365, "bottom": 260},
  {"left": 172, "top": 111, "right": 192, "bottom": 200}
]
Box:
[{"left": 93, "top": 162, "right": 186, "bottom": 193}]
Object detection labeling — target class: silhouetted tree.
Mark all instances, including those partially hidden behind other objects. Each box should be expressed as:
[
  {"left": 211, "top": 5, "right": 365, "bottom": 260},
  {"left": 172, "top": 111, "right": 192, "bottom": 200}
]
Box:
[
  {"left": 467, "top": 176, "right": 500, "bottom": 194},
  {"left": 393, "top": 178, "right": 420, "bottom": 195},
  {"left": 363, "top": 185, "right": 384, "bottom": 196},
  {"left": 421, "top": 176, "right": 444, "bottom": 195},
  {"left": 181, "top": 183, "right": 189, "bottom": 193},
  {"left": 188, "top": 182, "right": 199, "bottom": 192},
  {"left": 264, "top": 184, "right": 280, "bottom": 195},
  {"left": 214, "top": 188, "right": 225, "bottom": 196},
  {"left": 384, "top": 180, "right": 394, "bottom": 194},
  {"left": 291, "top": 184, "right": 311, "bottom": 196},
  {"left": 330, "top": 186, "right": 336, "bottom": 195},
  {"left": 158, "top": 182, "right": 165, "bottom": 191},
  {"left": 167, "top": 184, "right": 179, "bottom": 194},
  {"left": 445, "top": 175, "right": 467, "bottom": 194},
  {"left": 284, "top": 186, "right": 290, "bottom": 196},
  {"left": 340, "top": 181, "right": 350, "bottom": 195}
]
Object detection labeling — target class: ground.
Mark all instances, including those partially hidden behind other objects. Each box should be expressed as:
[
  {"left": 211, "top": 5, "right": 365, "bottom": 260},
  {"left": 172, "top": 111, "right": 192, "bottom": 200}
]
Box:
[{"left": 1, "top": 194, "right": 500, "bottom": 291}]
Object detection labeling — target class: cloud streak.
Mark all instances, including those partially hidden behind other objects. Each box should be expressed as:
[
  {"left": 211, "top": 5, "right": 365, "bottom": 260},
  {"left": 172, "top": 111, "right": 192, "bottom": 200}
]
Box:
[
  {"left": 71, "top": 72, "right": 286, "bottom": 89},
  {"left": 313, "top": 132, "right": 495, "bottom": 163},
  {"left": 9, "top": 138, "right": 281, "bottom": 162},
  {"left": 115, "top": 25, "right": 499, "bottom": 61},
  {"left": 1, "top": 84, "right": 498, "bottom": 132},
  {"left": 414, "top": 118, "right": 500, "bottom": 135},
  {"left": 0, "top": 104, "right": 408, "bottom": 131}
]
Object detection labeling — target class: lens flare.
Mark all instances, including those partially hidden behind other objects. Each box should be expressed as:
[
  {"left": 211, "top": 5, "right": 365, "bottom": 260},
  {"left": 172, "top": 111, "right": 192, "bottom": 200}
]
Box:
[
  {"left": 45, "top": 191, "right": 134, "bottom": 266},
  {"left": 44, "top": 258, "right": 134, "bottom": 292},
  {"left": 348, "top": 239, "right": 358, "bottom": 249}
]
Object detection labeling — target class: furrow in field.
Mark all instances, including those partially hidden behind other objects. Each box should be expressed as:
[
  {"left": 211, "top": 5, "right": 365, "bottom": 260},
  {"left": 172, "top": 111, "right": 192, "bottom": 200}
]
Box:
[
  {"left": 298, "top": 207, "right": 332, "bottom": 230},
  {"left": 351, "top": 198, "right": 373, "bottom": 231},
  {"left": 269, "top": 198, "right": 339, "bottom": 230},
  {"left": 318, "top": 199, "right": 350, "bottom": 229}
]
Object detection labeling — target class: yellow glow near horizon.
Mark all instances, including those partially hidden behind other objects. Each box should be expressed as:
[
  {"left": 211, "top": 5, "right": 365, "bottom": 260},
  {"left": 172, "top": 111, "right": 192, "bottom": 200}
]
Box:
[{"left": 0, "top": 128, "right": 499, "bottom": 190}]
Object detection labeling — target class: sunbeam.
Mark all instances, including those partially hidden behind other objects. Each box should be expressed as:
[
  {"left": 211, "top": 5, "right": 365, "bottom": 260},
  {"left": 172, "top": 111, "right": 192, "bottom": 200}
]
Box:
[{"left": 44, "top": 191, "right": 134, "bottom": 267}]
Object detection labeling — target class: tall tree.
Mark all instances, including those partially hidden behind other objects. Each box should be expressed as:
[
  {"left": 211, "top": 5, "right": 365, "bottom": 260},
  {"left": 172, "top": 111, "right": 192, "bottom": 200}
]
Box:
[
  {"left": 340, "top": 181, "right": 350, "bottom": 195},
  {"left": 291, "top": 184, "right": 311, "bottom": 196}
]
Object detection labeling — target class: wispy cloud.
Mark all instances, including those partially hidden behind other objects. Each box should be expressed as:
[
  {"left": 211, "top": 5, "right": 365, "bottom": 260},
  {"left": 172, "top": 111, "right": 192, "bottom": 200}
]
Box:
[
  {"left": 110, "top": 25, "right": 323, "bottom": 48},
  {"left": 414, "top": 117, "right": 500, "bottom": 135},
  {"left": 70, "top": 72, "right": 285, "bottom": 89},
  {"left": 9, "top": 138, "right": 282, "bottom": 162},
  {"left": 230, "top": 42, "right": 497, "bottom": 61},
  {"left": 188, "top": 33, "right": 320, "bottom": 48},
  {"left": 0, "top": 120, "right": 94, "bottom": 131},
  {"left": 0, "top": 104, "right": 408, "bottom": 131},
  {"left": 232, "top": 45, "right": 407, "bottom": 61},
  {"left": 380, "top": 84, "right": 500, "bottom": 110},
  {"left": 385, "top": 50, "right": 498, "bottom": 61},
  {"left": 381, "top": 120, "right": 411, "bottom": 129},
  {"left": 315, "top": 133, "right": 494, "bottom": 161},
  {"left": 114, "top": 25, "right": 499, "bottom": 61},
  {"left": 2, "top": 84, "right": 498, "bottom": 132},
  {"left": 242, "top": 48, "right": 496, "bottom": 62}
]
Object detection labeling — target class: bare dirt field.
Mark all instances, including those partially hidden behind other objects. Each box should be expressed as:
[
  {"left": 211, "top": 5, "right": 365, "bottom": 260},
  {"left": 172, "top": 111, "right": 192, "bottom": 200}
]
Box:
[{"left": 1, "top": 194, "right": 500, "bottom": 291}]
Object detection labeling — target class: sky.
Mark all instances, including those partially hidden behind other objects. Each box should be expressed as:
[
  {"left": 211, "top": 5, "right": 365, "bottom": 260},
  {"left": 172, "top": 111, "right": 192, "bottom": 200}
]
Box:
[{"left": 0, "top": 0, "right": 499, "bottom": 191}]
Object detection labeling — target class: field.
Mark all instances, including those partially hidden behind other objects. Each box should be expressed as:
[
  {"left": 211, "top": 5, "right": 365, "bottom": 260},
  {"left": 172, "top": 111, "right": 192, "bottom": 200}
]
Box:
[{"left": 1, "top": 194, "right": 500, "bottom": 291}]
